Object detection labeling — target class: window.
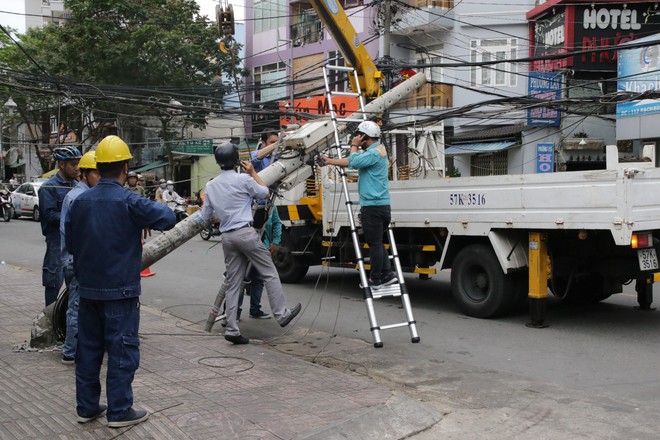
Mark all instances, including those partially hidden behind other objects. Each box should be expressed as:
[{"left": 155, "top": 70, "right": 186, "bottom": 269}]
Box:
[
  {"left": 396, "top": 54, "right": 452, "bottom": 109},
  {"left": 470, "top": 39, "right": 517, "bottom": 87},
  {"left": 342, "top": 0, "right": 361, "bottom": 7},
  {"left": 254, "top": 62, "right": 287, "bottom": 103},
  {"left": 292, "top": 9, "right": 323, "bottom": 47},
  {"left": 327, "top": 51, "right": 348, "bottom": 92},
  {"left": 470, "top": 151, "right": 508, "bottom": 176},
  {"left": 254, "top": 0, "right": 287, "bottom": 33}
]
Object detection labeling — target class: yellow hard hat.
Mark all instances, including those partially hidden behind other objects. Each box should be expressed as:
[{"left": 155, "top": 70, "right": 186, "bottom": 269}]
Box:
[
  {"left": 95, "top": 135, "right": 133, "bottom": 163},
  {"left": 78, "top": 151, "right": 97, "bottom": 170}
]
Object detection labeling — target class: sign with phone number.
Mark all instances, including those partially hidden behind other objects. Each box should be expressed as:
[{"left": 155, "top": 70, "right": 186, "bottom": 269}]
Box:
[{"left": 449, "top": 193, "right": 486, "bottom": 206}]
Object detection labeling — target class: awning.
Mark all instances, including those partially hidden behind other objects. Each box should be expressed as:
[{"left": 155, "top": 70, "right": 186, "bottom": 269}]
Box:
[
  {"left": 132, "top": 160, "right": 169, "bottom": 173},
  {"left": 444, "top": 141, "right": 516, "bottom": 156}
]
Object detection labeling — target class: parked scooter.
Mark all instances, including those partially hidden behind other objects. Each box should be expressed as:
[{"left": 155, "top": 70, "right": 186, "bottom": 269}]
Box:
[
  {"left": 0, "top": 189, "right": 13, "bottom": 222},
  {"left": 200, "top": 222, "right": 221, "bottom": 240}
]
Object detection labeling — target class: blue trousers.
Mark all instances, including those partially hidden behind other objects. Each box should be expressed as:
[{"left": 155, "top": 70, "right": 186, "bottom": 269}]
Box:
[
  {"left": 76, "top": 297, "right": 140, "bottom": 421},
  {"left": 238, "top": 265, "right": 265, "bottom": 317},
  {"left": 42, "top": 238, "right": 64, "bottom": 306},
  {"left": 360, "top": 205, "right": 392, "bottom": 281},
  {"left": 62, "top": 264, "right": 79, "bottom": 358}
]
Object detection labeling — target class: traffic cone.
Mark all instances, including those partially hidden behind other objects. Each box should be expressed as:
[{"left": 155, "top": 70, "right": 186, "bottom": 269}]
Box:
[
  {"left": 140, "top": 241, "right": 156, "bottom": 277},
  {"left": 140, "top": 266, "right": 156, "bottom": 277}
]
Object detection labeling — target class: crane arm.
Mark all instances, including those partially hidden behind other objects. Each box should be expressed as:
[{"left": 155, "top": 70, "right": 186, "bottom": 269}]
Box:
[{"left": 309, "top": 0, "right": 382, "bottom": 98}]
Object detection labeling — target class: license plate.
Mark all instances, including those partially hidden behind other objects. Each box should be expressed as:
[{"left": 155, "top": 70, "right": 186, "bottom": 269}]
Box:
[{"left": 638, "top": 248, "right": 659, "bottom": 271}]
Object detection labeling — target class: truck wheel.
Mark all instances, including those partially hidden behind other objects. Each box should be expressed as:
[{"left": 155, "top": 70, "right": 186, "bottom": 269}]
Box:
[
  {"left": 273, "top": 246, "right": 309, "bottom": 283},
  {"left": 451, "top": 244, "right": 515, "bottom": 318}
]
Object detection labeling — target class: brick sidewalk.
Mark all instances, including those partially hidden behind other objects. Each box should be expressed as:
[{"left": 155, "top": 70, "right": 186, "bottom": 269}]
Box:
[{"left": 0, "top": 264, "right": 438, "bottom": 439}]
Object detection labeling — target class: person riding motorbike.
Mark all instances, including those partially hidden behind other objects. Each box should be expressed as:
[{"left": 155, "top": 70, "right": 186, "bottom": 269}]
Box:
[
  {"left": 1, "top": 187, "right": 13, "bottom": 222},
  {"left": 155, "top": 179, "right": 166, "bottom": 204},
  {"left": 124, "top": 171, "right": 145, "bottom": 196},
  {"left": 162, "top": 180, "right": 184, "bottom": 209},
  {"left": 162, "top": 180, "right": 187, "bottom": 222}
]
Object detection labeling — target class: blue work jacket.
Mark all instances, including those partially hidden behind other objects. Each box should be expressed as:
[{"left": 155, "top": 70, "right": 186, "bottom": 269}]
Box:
[
  {"left": 39, "top": 172, "right": 77, "bottom": 239},
  {"left": 65, "top": 178, "right": 176, "bottom": 300}
]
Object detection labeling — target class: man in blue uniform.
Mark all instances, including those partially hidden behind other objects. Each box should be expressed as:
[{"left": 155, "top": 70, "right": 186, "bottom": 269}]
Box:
[
  {"left": 321, "top": 120, "right": 398, "bottom": 289},
  {"left": 59, "top": 151, "right": 100, "bottom": 365},
  {"left": 39, "top": 146, "right": 81, "bottom": 306},
  {"left": 65, "top": 135, "right": 175, "bottom": 428},
  {"left": 250, "top": 130, "right": 279, "bottom": 172},
  {"left": 201, "top": 142, "right": 301, "bottom": 345}
]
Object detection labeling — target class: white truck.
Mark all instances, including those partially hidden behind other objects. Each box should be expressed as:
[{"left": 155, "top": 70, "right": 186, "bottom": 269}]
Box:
[{"left": 272, "top": 143, "right": 660, "bottom": 320}]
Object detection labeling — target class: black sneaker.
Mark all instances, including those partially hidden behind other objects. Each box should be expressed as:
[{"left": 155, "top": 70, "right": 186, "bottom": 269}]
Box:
[
  {"left": 77, "top": 404, "right": 107, "bottom": 423},
  {"left": 225, "top": 334, "right": 249, "bottom": 345},
  {"left": 108, "top": 408, "right": 149, "bottom": 428},
  {"left": 371, "top": 272, "right": 398, "bottom": 290},
  {"left": 279, "top": 303, "right": 302, "bottom": 327},
  {"left": 249, "top": 310, "right": 271, "bottom": 319},
  {"left": 62, "top": 355, "right": 75, "bottom": 365}
]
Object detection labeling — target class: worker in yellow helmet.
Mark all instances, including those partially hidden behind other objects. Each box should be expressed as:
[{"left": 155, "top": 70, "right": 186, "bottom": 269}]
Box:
[
  {"left": 64, "top": 135, "right": 175, "bottom": 428},
  {"left": 59, "top": 150, "right": 100, "bottom": 365}
]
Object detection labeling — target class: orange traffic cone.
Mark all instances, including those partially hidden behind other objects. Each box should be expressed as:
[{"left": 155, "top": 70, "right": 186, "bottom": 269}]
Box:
[
  {"left": 140, "top": 266, "right": 156, "bottom": 277},
  {"left": 140, "top": 240, "right": 156, "bottom": 277}
]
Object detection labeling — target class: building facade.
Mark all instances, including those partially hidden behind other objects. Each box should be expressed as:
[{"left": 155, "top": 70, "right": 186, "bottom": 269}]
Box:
[{"left": 244, "top": 0, "right": 536, "bottom": 178}]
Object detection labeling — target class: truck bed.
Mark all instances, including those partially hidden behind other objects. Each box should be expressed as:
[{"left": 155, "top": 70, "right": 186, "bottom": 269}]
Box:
[{"left": 322, "top": 154, "right": 660, "bottom": 246}]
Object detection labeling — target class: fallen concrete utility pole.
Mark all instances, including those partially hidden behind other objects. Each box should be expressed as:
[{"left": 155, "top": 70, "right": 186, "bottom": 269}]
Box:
[{"left": 140, "top": 72, "right": 427, "bottom": 271}]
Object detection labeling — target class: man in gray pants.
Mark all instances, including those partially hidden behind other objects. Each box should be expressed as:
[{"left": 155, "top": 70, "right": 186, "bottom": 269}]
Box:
[{"left": 201, "top": 142, "right": 301, "bottom": 344}]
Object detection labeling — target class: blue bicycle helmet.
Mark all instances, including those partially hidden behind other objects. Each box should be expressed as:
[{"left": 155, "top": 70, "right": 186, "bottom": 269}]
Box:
[{"left": 53, "top": 146, "right": 82, "bottom": 161}]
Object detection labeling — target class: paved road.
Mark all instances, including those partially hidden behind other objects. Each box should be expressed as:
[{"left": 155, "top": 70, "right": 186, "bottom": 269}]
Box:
[{"left": 3, "top": 218, "right": 660, "bottom": 438}]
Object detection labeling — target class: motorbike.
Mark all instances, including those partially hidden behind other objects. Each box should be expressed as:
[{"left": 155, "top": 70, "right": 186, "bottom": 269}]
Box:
[
  {"left": 173, "top": 201, "right": 189, "bottom": 223},
  {"left": 0, "top": 191, "right": 13, "bottom": 222},
  {"left": 200, "top": 222, "right": 221, "bottom": 240}
]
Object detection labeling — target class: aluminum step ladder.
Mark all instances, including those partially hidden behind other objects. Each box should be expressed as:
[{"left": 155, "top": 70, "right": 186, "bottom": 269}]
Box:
[{"left": 322, "top": 63, "right": 420, "bottom": 348}]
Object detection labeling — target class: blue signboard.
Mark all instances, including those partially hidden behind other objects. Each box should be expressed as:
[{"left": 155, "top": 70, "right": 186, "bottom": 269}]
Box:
[
  {"left": 527, "top": 72, "right": 561, "bottom": 127},
  {"left": 536, "top": 143, "right": 554, "bottom": 173},
  {"left": 617, "top": 37, "right": 660, "bottom": 118}
]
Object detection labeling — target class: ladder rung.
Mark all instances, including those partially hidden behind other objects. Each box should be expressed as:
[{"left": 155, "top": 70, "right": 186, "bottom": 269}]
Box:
[
  {"left": 330, "top": 91, "right": 361, "bottom": 98},
  {"left": 380, "top": 322, "right": 410, "bottom": 331},
  {"left": 325, "top": 65, "right": 356, "bottom": 72},
  {"left": 371, "top": 285, "right": 402, "bottom": 299},
  {"left": 336, "top": 117, "right": 365, "bottom": 123}
]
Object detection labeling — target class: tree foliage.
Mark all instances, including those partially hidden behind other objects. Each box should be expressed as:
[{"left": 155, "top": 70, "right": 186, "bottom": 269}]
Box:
[
  {"left": 9, "top": 0, "right": 229, "bottom": 86},
  {"left": 0, "top": 0, "right": 244, "bottom": 145}
]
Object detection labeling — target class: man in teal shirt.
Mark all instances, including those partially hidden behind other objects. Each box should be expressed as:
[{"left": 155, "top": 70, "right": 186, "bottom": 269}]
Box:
[{"left": 321, "top": 120, "right": 397, "bottom": 289}]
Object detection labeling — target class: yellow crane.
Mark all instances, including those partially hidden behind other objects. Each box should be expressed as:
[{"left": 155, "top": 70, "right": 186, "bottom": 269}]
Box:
[{"left": 309, "top": 0, "right": 383, "bottom": 98}]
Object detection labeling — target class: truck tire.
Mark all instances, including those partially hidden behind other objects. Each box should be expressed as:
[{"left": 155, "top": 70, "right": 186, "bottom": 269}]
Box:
[
  {"left": 451, "top": 244, "right": 516, "bottom": 318},
  {"left": 273, "top": 228, "right": 310, "bottom": 283},
  {"left": 273, "top": 246, "right": 309, "bottom": 283}
]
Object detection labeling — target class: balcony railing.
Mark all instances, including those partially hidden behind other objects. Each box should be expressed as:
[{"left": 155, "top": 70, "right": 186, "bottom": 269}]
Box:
[
  {"left": 393, "top": 83, "right": 453, "bottom": 110},
  {"left": 291, "top": 18, "right": 324, "bottom": 47},
  {"left": 405, "top": 0, "right": 454, "bottom": 8}
]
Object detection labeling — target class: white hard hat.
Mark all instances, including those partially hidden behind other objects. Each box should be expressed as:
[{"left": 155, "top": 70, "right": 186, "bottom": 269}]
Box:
[{"left": 356, "top": 121, "right": 380, "bottom": 139}]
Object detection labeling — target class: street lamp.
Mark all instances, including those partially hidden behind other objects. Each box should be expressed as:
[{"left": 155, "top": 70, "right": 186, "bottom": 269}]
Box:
[{"left": 0, "top": 97, "right": 18, "bottom": 182}]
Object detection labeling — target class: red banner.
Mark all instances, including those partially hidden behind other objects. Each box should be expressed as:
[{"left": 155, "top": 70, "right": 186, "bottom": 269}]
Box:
[{"left": 279, "top": 95, "right": 359, "bottom": 127}]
